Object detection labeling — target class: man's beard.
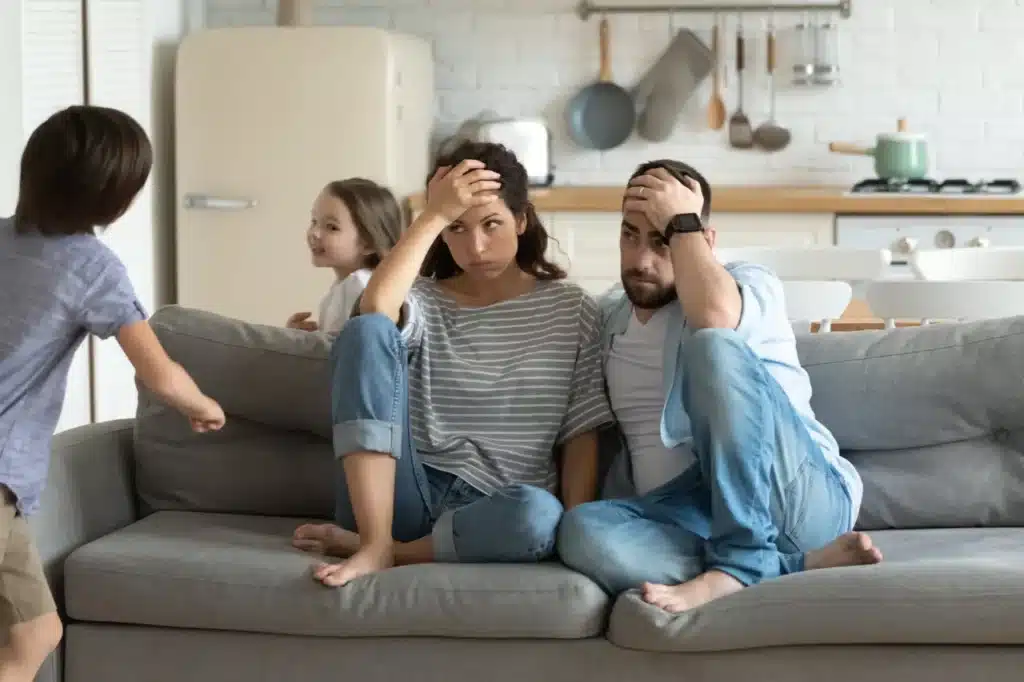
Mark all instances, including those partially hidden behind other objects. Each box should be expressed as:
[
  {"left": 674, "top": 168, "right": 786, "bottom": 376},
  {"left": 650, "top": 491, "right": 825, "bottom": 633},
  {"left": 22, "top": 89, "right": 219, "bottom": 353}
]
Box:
[{"left": 621, "top": 270, "right": 678, "bottom": 310}]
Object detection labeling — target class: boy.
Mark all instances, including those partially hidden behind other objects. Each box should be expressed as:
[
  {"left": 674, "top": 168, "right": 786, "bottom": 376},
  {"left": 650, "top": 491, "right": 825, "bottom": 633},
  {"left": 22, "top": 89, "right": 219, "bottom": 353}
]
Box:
[{"left": 0, "top": 105, "right": 225, "bottom": 681}]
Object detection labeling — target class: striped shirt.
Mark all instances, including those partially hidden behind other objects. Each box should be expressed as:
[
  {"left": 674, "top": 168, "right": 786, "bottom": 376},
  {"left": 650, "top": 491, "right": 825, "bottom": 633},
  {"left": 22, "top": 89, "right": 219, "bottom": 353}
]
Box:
[{"left": 400, "top": 277, "right": 613, "bottom": 495}]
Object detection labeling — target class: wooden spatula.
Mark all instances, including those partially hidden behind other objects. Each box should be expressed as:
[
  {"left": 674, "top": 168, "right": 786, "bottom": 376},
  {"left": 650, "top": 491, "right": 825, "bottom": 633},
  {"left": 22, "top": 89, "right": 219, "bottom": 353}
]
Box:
[{"left": 707, "top": 18, "right": 726, "bottom": 130}]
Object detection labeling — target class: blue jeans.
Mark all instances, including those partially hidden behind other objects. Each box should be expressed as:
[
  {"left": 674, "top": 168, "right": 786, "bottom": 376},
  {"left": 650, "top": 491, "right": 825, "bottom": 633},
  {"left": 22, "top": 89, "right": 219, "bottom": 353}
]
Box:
[
  {"left": 558, "top": 328, "right": 852, "bottom": 594},
  {"left": 330, "top": 313, "right": 564, "bottom": 563}
]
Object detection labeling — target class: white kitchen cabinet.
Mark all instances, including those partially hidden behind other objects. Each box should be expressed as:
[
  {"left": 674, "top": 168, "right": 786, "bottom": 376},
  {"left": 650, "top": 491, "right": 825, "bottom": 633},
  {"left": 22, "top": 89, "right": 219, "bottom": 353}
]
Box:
[
  {"left": 547, "top": 211, "right": 836, "bottom": 296},
  {"left": 710, "top": 213, "right": 835, "bottom": 248},
  {"left": 545, "top": 212, "right": 619, "bottom": 296}
]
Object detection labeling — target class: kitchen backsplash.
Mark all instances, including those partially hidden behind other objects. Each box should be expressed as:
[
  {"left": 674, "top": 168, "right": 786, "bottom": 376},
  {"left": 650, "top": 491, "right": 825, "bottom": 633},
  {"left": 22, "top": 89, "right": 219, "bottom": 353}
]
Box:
[{"left": 205, "top": 0, "right": 1024, "bottom": 186}]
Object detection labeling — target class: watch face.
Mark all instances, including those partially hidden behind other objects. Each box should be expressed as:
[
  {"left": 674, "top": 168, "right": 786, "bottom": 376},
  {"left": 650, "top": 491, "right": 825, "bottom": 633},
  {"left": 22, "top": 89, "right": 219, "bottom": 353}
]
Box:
[{"left": 670, "top": 213, "right": 702, "bottom": 233}]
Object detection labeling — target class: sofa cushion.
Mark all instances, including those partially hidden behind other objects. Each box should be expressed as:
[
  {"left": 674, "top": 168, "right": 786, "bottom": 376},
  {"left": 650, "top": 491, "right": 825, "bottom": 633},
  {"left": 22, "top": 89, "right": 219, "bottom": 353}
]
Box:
[
  {"left": 147, "top": 305, "right": 332, "bottom": 436},
  {"left": 136, "top": 305, "right": 336, "bottom": 515},
  {"left": 796, "top": 316, "right": 1024, "bottom": 451},
  {"left": 795, "top": 316, "right": 1024, "bottom": 529},
  {"left": 133, "top": 411, "right": 335, "bottom": 517},
  {"left": 63, "top": 511, "right": 608, "bottom": 639},
  {"left": 850, "top": 437, "right": 1024, "bottom": 530},
  {"left": 607, "top": 527, "right": 1024, "bottom": 652}
]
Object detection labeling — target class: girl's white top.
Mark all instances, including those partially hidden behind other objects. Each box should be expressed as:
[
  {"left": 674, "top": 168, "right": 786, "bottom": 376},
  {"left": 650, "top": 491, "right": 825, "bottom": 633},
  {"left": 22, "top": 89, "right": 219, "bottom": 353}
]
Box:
[{"left": 318, "top": 268, "right": 371, "bottom": 334}]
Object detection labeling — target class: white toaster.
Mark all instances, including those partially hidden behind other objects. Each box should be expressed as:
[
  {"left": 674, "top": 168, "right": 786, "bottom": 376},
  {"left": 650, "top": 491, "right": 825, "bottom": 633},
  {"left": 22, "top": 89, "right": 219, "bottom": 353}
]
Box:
[{"left": 474, "top": 118, "right": 554, "bottom": 187}]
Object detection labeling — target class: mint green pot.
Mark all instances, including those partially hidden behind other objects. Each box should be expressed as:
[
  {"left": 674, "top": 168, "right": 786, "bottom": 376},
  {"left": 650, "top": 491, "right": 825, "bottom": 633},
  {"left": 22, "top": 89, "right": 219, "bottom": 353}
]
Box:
[
  {"left": 829, "top": 124, "right": 930, "bottom": 182},
  {"left": 870, "top": 132, "right": 929, "bottom": 181}
]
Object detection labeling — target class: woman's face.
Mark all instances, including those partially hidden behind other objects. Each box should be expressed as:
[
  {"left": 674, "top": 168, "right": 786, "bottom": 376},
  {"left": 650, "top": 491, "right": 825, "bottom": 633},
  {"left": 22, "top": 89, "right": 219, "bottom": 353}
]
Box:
[{"left": 441, "top": 196, "right": 525, "bottom": 280}]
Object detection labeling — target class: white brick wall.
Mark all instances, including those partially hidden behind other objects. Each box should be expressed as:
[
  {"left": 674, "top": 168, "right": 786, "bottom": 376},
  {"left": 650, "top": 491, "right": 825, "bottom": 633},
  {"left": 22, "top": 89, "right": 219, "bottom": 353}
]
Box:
[{"left": 204, "top": 0, "right": 1024, "bottom": 187}]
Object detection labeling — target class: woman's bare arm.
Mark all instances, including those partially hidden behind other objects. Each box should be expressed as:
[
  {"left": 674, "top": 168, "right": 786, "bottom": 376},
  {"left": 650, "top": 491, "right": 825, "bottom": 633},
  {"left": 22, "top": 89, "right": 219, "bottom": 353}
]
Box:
[
  {"left": 561, "top": 430, "right": 600, "bottom": 509},
  {"left": 359, "top": 160, "right": 502, "bottom": 321}
]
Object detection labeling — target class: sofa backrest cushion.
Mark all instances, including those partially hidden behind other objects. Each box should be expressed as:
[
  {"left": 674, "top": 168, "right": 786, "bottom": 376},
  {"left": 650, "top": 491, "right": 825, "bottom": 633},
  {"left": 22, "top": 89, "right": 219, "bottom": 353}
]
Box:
[
  {"left": 796, "top": 315, "right": 1024, "bottom": 451},
  {"left": 135, "top": 306, "right": 1024, "bottom": 528},
  {"left": 796, "top": 315, "right": 1024, "bottom": 530},
  {"left": 135, "top": 306, "right": 334, "bottom": 517}
]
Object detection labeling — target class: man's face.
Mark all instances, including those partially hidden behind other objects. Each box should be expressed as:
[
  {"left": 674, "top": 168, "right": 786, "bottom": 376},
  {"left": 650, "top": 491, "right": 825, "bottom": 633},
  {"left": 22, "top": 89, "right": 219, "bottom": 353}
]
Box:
[
  {"left": 619, "top": 207, "right": 678, "bottom": 310},
  {"left": 618, "top": 205, "right": 716, "bottom": 310}
]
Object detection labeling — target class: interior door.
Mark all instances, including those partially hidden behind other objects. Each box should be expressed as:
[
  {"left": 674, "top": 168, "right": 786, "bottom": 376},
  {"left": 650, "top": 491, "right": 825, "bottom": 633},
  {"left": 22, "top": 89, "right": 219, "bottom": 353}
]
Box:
[
  {"left": 175, "top": 27, "right": 394, "bottom": 327},
  {"left": 86, "top": 0, "right": 156, "bottom": 423}
]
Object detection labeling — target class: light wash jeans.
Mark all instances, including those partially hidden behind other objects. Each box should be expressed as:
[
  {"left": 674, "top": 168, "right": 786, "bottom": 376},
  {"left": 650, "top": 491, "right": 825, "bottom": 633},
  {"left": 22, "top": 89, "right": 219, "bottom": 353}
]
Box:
[
  {"left": 557, "top": 328, "right": 853, "bottom": 594},
  {"left": 330, "top": 313, "right": 564, "bottom": 563}
]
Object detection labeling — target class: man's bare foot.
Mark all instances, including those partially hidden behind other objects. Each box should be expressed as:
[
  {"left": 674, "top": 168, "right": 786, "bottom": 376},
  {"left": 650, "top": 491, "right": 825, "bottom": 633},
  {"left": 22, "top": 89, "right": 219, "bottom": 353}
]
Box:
[
  {"left": 292, "top": 523, "right": 360, "bottom": 557},
  {"left": 313, "top": 542, "right": 395, "bottom": 587},
  {"left": 804, "top": 531, "right": 883, "bottom": 570},
  {"left": 641, "top": 569, "right": 744, "bottom": 614}
]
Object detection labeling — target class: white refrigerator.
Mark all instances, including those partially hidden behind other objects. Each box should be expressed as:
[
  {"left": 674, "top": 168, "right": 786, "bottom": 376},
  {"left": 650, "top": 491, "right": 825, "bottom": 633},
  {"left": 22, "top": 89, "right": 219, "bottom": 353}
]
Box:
[{"left": 174, "top": 25, "right": 434, "bottom": 326}]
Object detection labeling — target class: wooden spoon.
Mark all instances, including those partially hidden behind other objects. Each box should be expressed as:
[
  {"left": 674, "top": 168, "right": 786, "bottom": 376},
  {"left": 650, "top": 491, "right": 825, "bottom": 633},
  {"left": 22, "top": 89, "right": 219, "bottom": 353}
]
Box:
[
  {"left": 277, "top": 0, "right": 313, "bottom": 26},
  {"left": 707, "top": 17, "right": 726, "bottom": 130}
]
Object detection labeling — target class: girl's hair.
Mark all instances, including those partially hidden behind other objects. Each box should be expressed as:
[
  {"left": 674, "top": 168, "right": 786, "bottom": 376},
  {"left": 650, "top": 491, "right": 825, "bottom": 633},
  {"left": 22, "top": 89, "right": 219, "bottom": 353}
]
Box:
[
  {"left": 324, "top": 178, "right": 404, "bottom": 268},
  {"left": 15, "top": 105, "right": 152, "bottom": 236},
  {"left": 421, "top": 142, "right": 566, "bottom": 281}
]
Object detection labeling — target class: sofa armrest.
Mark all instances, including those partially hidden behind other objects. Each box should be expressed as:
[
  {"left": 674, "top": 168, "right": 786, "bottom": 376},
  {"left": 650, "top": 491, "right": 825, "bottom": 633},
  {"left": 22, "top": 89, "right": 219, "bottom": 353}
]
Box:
[{"left": 30, "top": 419, "right": 139, "bottom": 609}]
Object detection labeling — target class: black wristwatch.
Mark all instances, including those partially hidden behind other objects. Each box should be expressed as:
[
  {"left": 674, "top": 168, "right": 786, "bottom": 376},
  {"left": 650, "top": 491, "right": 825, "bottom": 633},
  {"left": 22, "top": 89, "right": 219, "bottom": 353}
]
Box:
[{"left": 662, "top": 213, "right": 704, "bottom": 242}]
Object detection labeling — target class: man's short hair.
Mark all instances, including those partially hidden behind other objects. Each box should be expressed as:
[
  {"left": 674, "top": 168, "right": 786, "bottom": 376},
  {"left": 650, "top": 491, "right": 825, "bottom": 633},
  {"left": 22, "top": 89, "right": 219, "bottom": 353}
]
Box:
[
  {"left": 629, "top": 159, "right": 712, "bottom": 221},
  {"left": 14, "top": 105, "right": 152, "bottom": 236}
]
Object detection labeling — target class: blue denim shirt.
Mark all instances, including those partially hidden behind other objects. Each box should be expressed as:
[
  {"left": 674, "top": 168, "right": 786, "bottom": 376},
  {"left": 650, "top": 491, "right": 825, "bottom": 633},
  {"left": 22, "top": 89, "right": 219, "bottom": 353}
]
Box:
[{"left": 596, "top": 262, "right": 859, "bottom": 509}]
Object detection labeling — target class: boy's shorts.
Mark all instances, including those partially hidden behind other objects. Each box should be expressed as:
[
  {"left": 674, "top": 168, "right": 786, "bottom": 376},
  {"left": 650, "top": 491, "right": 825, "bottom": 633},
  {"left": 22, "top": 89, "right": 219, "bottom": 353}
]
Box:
[{"left": 0, "top": 487, "right": 56, "bottom": 628}]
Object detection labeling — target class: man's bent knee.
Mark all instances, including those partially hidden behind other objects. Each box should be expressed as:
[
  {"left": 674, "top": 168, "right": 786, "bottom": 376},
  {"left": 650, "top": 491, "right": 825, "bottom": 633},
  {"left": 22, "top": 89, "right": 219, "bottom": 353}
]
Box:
[{"left": 557, "top": 503, "right": 640, "bottom": 595}]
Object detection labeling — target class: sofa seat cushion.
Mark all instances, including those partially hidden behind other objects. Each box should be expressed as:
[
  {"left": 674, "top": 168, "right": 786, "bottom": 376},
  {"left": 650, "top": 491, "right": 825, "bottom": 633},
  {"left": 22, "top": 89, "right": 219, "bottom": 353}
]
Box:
[
  {"left": 609, "top": 528, "right": 1024, "bottom": 652},
  {"left": 64, "top": 511, "right": 608, "bottom": 639}
]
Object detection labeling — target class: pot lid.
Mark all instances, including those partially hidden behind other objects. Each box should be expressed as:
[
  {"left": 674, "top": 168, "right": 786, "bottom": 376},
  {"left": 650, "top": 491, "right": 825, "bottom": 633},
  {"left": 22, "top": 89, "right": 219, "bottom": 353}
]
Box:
[{"left": 878, "top": 131, "right": 928, "bottom": 141}]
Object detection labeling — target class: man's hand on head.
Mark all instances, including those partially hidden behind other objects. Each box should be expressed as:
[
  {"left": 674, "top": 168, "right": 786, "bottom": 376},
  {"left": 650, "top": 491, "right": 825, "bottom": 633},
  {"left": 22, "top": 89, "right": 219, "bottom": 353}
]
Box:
[{"left": 623, "top": 168, "right": 704, "bottom": 235}]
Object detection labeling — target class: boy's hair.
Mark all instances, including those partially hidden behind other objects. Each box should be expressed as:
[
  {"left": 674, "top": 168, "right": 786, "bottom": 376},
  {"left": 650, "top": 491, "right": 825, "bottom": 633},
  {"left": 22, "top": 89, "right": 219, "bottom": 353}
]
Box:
[
  {"left": 324, "top": 178, "right": 404, "bottom": 268},
  {"left": 629, "top": 159, "right": 713, "bottom": 221},
  {"left": 14, "top": 105, "right": 153, "bottom": 236}
]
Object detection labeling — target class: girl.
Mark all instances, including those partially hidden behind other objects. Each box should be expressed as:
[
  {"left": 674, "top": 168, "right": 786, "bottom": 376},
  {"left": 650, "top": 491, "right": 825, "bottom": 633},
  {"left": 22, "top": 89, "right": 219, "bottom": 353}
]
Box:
[
  {"left": 285, "top": 178, "right": 403, "bottom": 334},
  {"left": 0, "top": 105, "right": 224, "bottom": 681},
  {"left": 293, "top": 142, "right": 615, "bottom": 587}
]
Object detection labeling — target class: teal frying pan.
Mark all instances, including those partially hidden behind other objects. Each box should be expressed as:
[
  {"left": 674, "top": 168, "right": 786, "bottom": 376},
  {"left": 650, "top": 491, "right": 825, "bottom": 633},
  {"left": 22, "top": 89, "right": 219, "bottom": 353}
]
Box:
[{"left": 566, "top": 17, "right": 635, "bottom": 150}]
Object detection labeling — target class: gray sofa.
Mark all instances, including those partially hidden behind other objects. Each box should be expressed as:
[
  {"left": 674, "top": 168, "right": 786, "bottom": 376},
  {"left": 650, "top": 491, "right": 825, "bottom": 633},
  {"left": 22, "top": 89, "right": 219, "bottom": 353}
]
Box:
[{"left": 31, "top": 306, "right": 1024, "bottom": 682}]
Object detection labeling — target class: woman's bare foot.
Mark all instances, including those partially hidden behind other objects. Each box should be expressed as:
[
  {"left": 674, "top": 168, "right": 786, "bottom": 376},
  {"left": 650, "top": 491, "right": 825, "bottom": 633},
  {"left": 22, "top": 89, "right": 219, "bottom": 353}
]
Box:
[
  {"left": 313, "top": 542, "right": 395, "bottom": 587},
  {"left": 641, "top": 569, "right": 744, "bottom": 614},
  {"left": 292, "top": 523, "right": 360, "bottom": 557},
  {"left": 804, "top": 531, "right": 883, "bottom": 570}
]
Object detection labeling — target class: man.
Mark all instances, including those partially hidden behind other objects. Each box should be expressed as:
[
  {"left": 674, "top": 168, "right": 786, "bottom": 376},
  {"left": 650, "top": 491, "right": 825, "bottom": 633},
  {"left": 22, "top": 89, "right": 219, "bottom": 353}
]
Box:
[{"left": 557, "top": 160, "right": 881, "bottom": 614}]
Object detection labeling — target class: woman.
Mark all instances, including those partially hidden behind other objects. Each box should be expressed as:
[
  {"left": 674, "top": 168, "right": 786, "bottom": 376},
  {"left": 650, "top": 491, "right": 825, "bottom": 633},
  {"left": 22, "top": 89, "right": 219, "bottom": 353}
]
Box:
[{"left": 293, "top": 142, "right": 614, "bottom": 587}]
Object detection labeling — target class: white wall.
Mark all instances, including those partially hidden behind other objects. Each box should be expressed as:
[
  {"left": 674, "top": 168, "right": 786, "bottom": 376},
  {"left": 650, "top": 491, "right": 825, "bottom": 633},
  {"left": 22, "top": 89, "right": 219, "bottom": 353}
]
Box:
[
  {"left": 0, "top": 1, "right": 22, "bottom": 213},
  {"left": 206, "top": 0, "right": 1024, "bottom": 187}
]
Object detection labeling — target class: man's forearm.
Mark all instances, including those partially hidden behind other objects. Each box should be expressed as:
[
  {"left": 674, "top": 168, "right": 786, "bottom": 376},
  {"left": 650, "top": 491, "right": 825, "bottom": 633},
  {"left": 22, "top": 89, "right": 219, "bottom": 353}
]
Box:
[
  {"left": 560, "top": 431, "right": 600, "bottom": 510},
  {"left": 669, "top": 232, "right": 742, "bottom": 330}
]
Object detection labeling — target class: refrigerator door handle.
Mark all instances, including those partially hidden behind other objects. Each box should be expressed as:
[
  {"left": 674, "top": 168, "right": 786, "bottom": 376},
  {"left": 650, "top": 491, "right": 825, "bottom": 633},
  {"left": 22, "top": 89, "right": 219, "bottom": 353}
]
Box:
[{"left": 183, "top": 194, "right": 257, "bottom": 210}]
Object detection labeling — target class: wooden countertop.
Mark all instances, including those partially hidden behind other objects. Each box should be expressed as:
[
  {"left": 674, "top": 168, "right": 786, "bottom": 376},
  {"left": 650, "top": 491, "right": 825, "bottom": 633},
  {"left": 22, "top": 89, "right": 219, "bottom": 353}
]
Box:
[{"left": 408, "top": 186, "right": 1024, "bottom": 215}]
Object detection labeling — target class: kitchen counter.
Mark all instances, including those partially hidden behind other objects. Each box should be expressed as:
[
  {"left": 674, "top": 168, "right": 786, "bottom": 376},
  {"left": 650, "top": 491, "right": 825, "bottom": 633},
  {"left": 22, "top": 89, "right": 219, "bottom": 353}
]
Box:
[{"left": 407, "top": 186, "right": 1024, "bottom": 215}]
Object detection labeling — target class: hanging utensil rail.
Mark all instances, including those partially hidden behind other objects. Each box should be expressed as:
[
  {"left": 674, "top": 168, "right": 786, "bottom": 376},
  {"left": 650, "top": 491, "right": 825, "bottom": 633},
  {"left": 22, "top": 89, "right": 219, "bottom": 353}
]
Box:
[{"left": 576, "top": 0, "right": 852, "bottom": 20}]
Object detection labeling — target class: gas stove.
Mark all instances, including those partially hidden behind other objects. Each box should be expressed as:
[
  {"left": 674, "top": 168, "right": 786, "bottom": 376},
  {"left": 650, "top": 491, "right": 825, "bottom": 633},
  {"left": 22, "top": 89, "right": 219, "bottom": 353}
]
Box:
[{"left": 849, "top": 178, "right": 1022, "bottom": 195}]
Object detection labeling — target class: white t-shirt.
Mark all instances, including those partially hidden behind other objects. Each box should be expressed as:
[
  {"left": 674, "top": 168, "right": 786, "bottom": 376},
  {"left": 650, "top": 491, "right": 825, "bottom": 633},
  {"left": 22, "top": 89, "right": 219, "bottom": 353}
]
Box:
[
  {"left": 318, "top": 269, "right": 371, "bottom": 334},
  {"left": 605, "top": 306, "right": 692, "bottom": 495}
]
